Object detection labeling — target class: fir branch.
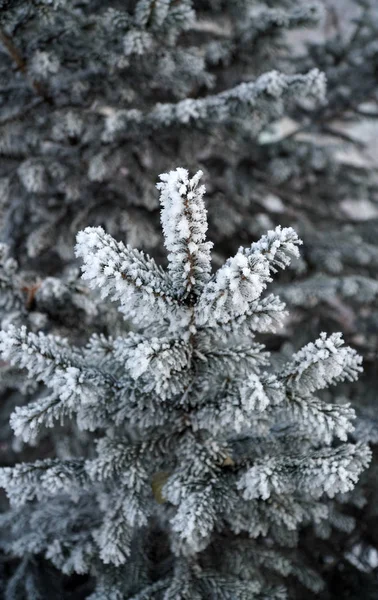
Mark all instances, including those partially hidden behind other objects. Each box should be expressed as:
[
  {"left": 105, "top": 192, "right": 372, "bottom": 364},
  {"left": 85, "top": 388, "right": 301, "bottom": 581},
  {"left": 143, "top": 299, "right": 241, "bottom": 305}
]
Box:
[
  {"left": 157, "top": 168, "right": 213, "bottom": 298},
  {"left": 102, "top": 69, "right": 327, "bottom": 138}
]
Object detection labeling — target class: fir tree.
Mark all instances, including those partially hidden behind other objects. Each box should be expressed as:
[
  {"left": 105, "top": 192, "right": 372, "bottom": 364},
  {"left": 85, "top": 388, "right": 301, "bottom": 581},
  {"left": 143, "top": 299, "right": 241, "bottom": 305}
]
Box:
[
  {"left": 0, "top": 3, "right": 329, "bottom": 594},
  {"left": 0, "top": 168, "right": 371, "bottom": 599},
  {"left": 1, "top": 0, "right": 378, "bottom": 596}
]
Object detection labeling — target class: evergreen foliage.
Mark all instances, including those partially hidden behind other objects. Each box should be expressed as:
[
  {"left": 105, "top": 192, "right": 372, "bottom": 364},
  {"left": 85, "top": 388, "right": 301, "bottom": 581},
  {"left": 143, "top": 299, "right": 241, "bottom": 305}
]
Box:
[
  {"left": 0, "top": 169, "right": 371, "bottom": 598},
  {"left": 1, "top": 0, "right": 378, "bottom": 597}
]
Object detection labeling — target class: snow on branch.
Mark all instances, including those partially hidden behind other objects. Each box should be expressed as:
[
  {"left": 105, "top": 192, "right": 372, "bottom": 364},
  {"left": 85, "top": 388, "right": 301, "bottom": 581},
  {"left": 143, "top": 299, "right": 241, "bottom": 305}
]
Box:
[
  {"left": 280, "top": 332, "right": 363, "bottom": 394},
  {"left": 0, "top": 326, "right": 113, "bottom": 402},
  {"left": 10, "top": 393, "right": 65, "bottom": 444},
  {"left": 0, "top": 459, "right": 88, "bottom": 507},
  {"left": 86, "top": 438, "right": 145, "bottom": 487},
  {"left": 170, "top": 484, "right": 218, "bottom": 554},
  {"left": 283, "top": 396, "right": 356, "bottom": 444},
  {"left": 218, "top": 294, "right": 287, "bottom": 337},
  {"left": 247, "top": 226, "right": 302, "bottom": 274},
  {"left": 196, "top": 226, "right": 301, "bottom": 326},
  {"left": 126, "top": 337, "right": 190, "bottom": 379},
  {"left": 197, "top": 343, "right": 269, "bottom": 379},
  {"left": 238, "top": 443, "right": 371, "bottom": 501},
  {"left": 76, "top": 226, "right": 188, "bottom": 326},
  {"left": 93, "top": 491, "right": 141, "bottom": 566},
  {"left": 0, "top": 324, "right": 82, "bottom": 381},
  {"left": 0, "top": 325, "right": 115, "bottom": 440},
  {"left": 195, "top": 248, "right": 269, "bottom": 327},
  {"left": 192, "top": 373, "right": 276, "bottom": 435},
  {"left": 103, "top": 69, "right": 326, "bottom": 139},
  {"left": 157, "top": 168, "right": 213, "bottom": 298}
]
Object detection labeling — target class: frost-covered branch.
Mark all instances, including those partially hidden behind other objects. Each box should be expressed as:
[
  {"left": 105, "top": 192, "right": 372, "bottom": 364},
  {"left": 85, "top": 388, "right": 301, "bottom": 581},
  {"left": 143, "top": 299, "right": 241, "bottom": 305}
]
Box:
[
  {"left": 238, "top": 443, "right": 371, "bottom": 501},
  {"left": 196, "top": 226, "right": 301, "bottom": 326},
  {"left": 280, "top": 332, "right": 363, "bottom": 394},
  {"left": 0, "top": 459, "right": 88, "bottom": 506},
  {"left": 283, "top": 396, "right": 356, "bottom": 444},
  {"left": 0, "top": 325, "right": 82, "bottom": 380},
  {"left": 76, "top": 226, "right": 188, "bottom": 327},
  {"left": 103, "top": 69, "right": 326, "bottom": 139},
  {"left": 157, "top": 168, "right": 212, "bottom": 298}
]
